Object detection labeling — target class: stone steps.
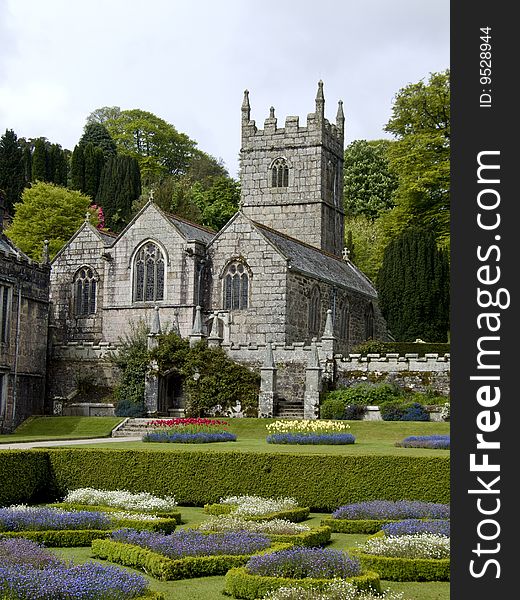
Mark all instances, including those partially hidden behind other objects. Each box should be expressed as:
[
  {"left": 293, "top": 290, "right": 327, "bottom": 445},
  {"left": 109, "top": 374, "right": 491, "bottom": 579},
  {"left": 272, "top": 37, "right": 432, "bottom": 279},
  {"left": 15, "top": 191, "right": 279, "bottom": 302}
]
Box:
[
  {"left": 111, "top": 417, "right": 164, "bottom": 437},
  {"left": 275, "top": 401, "right": 304, "bottom": 419}
]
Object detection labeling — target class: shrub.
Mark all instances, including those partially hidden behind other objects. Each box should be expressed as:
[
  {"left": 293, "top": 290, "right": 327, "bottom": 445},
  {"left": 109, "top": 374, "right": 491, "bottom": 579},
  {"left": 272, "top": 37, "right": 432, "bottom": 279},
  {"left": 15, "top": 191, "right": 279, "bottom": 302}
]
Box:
[
  {"left": 344, "top": 405, "right": 367, "bottom": 420},
  {"left": 396, "top": 435, "right": 450, "bottom": 449},
  {"left": 379, "top": 401, "right": 429, "bottom": 421},
  {"left": 0, "top": 451, "right": 51, "bottom": 506},
  {"left": 350, "top": 550, "right": 450, "bottom": 582},
  {"left": 319, "top": 398, "right": 347, "bottom": 420},
  {"left": 381, "top": 519, "right": 450, "bottom": 537},
  {"left": 324, "top": 383, "right": 402, "bottom": 407},
  {"left": 440, "top": 403, "right": 450, "bottom": 421},
  {"left": 0, "top": 529, "right": 110, "bottom": 547},
  {"left": 246, "top": 547, "right": 361, "bottom": 579},
  {"left": 331, "top": 501, "right": 450, "bottom": 520}
]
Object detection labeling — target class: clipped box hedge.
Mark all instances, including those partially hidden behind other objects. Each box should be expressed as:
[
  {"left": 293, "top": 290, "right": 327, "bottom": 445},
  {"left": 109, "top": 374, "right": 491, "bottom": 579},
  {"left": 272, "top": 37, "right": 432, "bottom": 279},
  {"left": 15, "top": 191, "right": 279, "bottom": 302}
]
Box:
[
  {"left": 196, "top": 526, "right": 332, "bottom": 548},
  {"left": 320, "top": 518, "right": 397, "bottom": 534},
  {"left": 0, "top": 450, "right": 51, "bottom": 506},
  {"left": 48, "top": 502, "right": 182, "bottom": 523},
  {"left": 0, "top": 529, "right": 110, "bottom": 547},
  {"left": 203, "top": 504, "right": 310, "bottom": 523},
  {"left": 43, "top": 450, "right": 449, "bottom": 510},
  {"left": 91, "top": 538, "right": 291, "bottom": 581},
  {"left": 350, "top": 549, "right": 450, "bottom": 581},
  {"left": 224, "top": 566, "right": 381, "bottom": 599}
]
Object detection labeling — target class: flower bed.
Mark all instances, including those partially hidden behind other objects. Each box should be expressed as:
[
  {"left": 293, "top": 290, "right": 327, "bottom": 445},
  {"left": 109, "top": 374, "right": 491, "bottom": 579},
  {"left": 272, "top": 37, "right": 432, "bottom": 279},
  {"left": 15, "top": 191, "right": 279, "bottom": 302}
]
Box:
[
  {"left": 350, "top": 534, "right": 450, "bottom": 581},
  {"left": 198, "top": 515, "right": 331, "bottom": 547},
  {"left": 49, "top": 501, "right": 181, "bottom": 524},
  {"left": 203, "top": 495, "right": 310, "bottom": 523},
  {"left": 395, "top": 435, "right": 450, "bottom": 449},
  {"left": 0, "top": 505, "right": 110, "bottom": 531},
  {"left": 261, "top": 579, "right": 406, "bottom": 600},
  {"left": 381, "top": 519, "right": 450, "bottom": 537},
  {"left": 321, "top": 500, "right": 449, "bottom": 534},
  {"left": 143, "top": 418, "right": 237, "bottom": 443},
  {"left": 62, "top": 487, "right": 178, "bottom": 513},
  {"left": 0, "top": 537, "right": 162, "bottom": 599},
  {"left": 91, "top": 530, "right": 291, "bottom": 581},
  {"left": 266, "top": 420, "right": 355, "bottom": 445}
]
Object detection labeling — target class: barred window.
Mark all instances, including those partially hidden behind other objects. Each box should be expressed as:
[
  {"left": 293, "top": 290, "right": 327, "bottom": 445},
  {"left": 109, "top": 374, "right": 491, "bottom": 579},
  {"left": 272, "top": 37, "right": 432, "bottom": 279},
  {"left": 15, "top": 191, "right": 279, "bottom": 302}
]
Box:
[
  {"left": 365, "top": 303, "right": 375, "bottom": 340},
  {"left": 133, "top": 242, "right": 165, "bottom": 302},
  {"left": 271, "top": 157, "right": 289, "bottom": 188},
  {"left": 74, "top": 268, "right": 97, "bottom": 317},
  {"left": 308, "top": 286, "right": 321, "bottom": 337},
  {"left": 0, "top": 284, "right": 11, "bottom": 343},
  {"left": 223, "top": 262, "right": 249, "bottom": 310}
]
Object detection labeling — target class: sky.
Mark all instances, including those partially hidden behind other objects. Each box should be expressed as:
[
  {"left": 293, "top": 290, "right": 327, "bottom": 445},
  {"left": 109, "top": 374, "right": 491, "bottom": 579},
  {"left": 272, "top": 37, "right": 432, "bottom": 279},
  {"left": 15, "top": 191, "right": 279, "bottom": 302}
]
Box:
[{"left": 0, "top": 0, "right": 449, "bottom": 179}]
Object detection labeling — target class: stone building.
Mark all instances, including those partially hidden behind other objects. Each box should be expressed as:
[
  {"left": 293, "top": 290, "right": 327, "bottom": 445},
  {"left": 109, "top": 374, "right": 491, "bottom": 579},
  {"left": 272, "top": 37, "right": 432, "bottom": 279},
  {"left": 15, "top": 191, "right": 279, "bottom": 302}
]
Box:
[
  {"left": 48, "top": 83, "right": 387, "bottom": 414},
  {"left": 0, "top": 197, "right": 51, "bottom": 431}
]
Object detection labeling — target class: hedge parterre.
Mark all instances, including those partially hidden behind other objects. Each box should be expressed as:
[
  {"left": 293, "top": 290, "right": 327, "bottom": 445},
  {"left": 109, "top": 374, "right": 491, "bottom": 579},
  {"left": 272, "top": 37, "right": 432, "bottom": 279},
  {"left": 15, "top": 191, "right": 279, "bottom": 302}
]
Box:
[
  {"left": 332, "top": 500, "right": 450, "bottom": 520},
  {"left": 246, "top": 547, "right": 361, "bottom": 579},
  {"left": 395, "top": 435, "right": 450, "bottom": 450},
  {"left": 360, "top": 533, "right": 450, "bottom": 560},
  {"left": 62, "top": 488, "right": 178, "bottom": 513},
  {"left": 0, "top": 505, "right": 110, "bottom": 532},
  {"left": 381, "top": 519, "right": 450, "bottom": 537},
  {"left": 111, "top": 528, "right": 271, "bottom": 558},
  {"left": 0, "top": 538, "right": 151, "bottom": 600},
  {"left": 262, "top": 579, "right": 407, "bottom": 600}
]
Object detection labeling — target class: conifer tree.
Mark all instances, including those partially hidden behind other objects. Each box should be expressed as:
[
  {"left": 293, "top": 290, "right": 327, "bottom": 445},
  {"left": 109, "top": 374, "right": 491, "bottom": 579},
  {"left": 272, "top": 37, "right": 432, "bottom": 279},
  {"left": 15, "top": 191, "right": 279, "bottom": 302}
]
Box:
[
  {"left": 377, "top": 228, "right": 449, "bottom": 342},
  {"left": 79, "top": 122, "right": 117, "bottom": 158},
  {"left": 31, "top": 138, "right": 48, "bottom": 182},
  {"left": 70, "top": 144, "right": 85, "bottom": 191},
  {"left": 0, "top": 129, "right": 26, "bottom": 215}
]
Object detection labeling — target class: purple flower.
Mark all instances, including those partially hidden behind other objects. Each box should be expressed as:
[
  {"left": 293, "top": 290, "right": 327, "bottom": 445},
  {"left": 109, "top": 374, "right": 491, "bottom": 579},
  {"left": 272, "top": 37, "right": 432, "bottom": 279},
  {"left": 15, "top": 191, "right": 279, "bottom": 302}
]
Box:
[
  {"left": 332, "top": 500, "right": 450, "bottom": 520},
  {"left": 267, "top": 433, "right": 355, "bottom": 445},
  {"left": 381, "top": 519, "right": 450, "bottom": 537},
  {"left": 0, "top": 507, "right": 110, "bottom": 532},
  {"left": 143, "top": 431, "right": 237, "bottom": 443},
  {"left": 0, "top": 538, "right": 63, "bottom": 569},
  {"left": 396, "top": 435, "right": 450, "bottom": 449},
  {"left": 111, "top": 528, "right": 270, "bottom": 558},
  {"left": 246, "top": 547, "right": 361, "bottom": 579}
]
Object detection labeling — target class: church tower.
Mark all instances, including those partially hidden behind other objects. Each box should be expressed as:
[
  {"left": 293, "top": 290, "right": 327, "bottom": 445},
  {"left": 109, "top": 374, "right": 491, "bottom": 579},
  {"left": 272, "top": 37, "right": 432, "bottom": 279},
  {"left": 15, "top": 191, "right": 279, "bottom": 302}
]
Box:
[{"left": 239, "top": 81, "right": 345, "bottom": 257}]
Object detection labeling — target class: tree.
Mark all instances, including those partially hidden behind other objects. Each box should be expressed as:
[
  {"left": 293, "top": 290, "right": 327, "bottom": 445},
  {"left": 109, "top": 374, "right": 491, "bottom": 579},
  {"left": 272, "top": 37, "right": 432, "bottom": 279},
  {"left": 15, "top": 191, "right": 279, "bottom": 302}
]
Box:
[
  {"left": 98, "top": 108, "right": 196, "bottom": 183},
  {"left": 83, "top": 143, "right": 105, "bottom": 200},
  {"left": 4, "top": 182, "right": 97, "bottom": 260},
  {"left": 343, "top": 139, "right": 398, "bottom": 220},
  {"left": 31, "top": 138, "right": 48, "bottom": 182},
  {"left": 96, "top": 155, "right": 141, "bottom": 230},
  {"left": 198, "top": 176, "right": 240, "bottom": 230},
  {"left": 384, "top": 70, "right": 450, "bottom": 247},
  {"left": 79, "top": 122, "right": 117, "bottom": 158},
  {"left": 86, "top": 106, "right": 122, "bottom": 125},
  {"left": 376, "top": 227, "right": 450, "bottom": 342},
  {"left": 344, "top": 215, "right": 387, "bottom": 282},
  {"left": 0, "top": 129, "right": 26, "bottom": 216},
  {"left": 70, "top": 144, "right": 85, "bottom": 191}
]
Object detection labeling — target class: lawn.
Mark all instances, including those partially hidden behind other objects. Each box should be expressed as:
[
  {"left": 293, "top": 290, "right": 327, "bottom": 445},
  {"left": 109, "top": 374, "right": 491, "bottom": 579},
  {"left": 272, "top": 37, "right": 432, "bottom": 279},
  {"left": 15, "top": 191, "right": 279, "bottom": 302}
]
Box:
[
  {"left": 57, "top": 418, "right": 450, "bottom": 457},
  {"left": 0, "top": 416, "right": 124, "bottom": 444},
  {"left": 51, "top": 506, "right": 450, "bottom": 600}
]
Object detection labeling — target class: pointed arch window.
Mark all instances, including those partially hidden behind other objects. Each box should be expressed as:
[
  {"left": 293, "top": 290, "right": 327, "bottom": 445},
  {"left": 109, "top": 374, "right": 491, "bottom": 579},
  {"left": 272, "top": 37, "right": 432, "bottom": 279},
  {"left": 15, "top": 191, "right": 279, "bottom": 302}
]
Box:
[
  {"left": 223, "top": 261, "right": 249, "bottom": 310},
  {"left": 365, "top": 302, "right": 375, "bottom": 340},
  {"left": 133, "top": 242, "right": 165, "bottom": 302},
  {"left": 308, "top": 286, "right": 321, "bottom": 337},
  {"left": 74, "top": 267, "right": 97, "bottom": 316},
  {"left": 271, "top": 157, "right": 289, "bottom": 188},
  {"left": 339, "top": 299, "right": 350, "bottom": 343}
]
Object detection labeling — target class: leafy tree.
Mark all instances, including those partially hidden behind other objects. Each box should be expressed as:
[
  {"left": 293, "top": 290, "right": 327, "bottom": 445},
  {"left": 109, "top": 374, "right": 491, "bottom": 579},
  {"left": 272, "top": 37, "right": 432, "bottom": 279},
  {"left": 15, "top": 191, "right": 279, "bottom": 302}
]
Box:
[
  {"left": 4, "top": 182, "right": 97, "bottom": 260},
  {"left": 384, "top": 70, "right": 450, "bottom": 247},
  {"left": 199, "top": 176, "right": 240, "bottom": 230},
  {"left": 0, "top": 129, "right": 26, "bottom": 215},
  {"left": 344, "top": 215, "right": 387, "bottom": 282},
  {"left": 150, "top": 176, "right": 203, "bottom": 223},
  {"left": 343, "top": 139, "right": 398, "bottom": 219},
  {"left": 376, "top": 227, "right": 450, "bottom": 342},
  {"left": 187, "top": 150, "right": 228, "bottom": 186},
  {"left": 86, "top": 106, "right": 122, "bottom": 125},
  {"left": 79, "top": 122, "right": 117, "bottom": 158},
  {"left": 99, "top": 108, "right": 196, "bottom": 183},
  {"left": 96, "top": 154, "right": 141, "bottom": 230}
]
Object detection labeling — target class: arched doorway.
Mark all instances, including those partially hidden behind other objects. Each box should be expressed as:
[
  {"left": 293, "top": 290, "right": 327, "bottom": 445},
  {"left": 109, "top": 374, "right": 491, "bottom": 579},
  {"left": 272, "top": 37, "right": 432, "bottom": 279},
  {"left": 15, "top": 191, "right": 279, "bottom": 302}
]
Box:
[{"left": 158, "top": 370, "right": 185, "bottom": 416}]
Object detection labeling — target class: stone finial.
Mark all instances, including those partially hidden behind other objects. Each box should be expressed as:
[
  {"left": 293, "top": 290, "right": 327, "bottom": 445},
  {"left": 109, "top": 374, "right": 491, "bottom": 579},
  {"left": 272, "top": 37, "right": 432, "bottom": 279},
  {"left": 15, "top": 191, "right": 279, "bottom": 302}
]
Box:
[
  {"left": 242, "top": 89, "right": 251, "bottom": 121},
  {"left": 207, "top": 312, "right": 223, "bottom": 348},
  {"left": 342, "top": 247, "right": 351, "bottom": 261},
  {"left": 150, "top": 305, "right": 161, "bottom": 335},
  {"left": 308, "top": 338, "right": 320, "bottom": 368},
  {"left": 269, "top": 106, "right": 275, "bottom": 119},
  {"left": 172, "top": 309, "right": 180, "bottom": 335},
  {"left": 323, "top": 309, "right": 334, "bottom": 338},
  {"left": 336, "top": 100, "right": 345, "bottom": 135},
  {"left": 315, "top": 80, "right": 325, "bottom": 119},
  {"left": 85, "top": 211, "right": 91, "bottom": 223},
  {"left": 42, "top": 239, "right": 50, "bottom": 264},
  {"left": 148, "top": 188, "right": 155, "bottom": 203},
  {"left": 191, "top": 305, "right": 204, "bottom": 335},
  {"left": 263, "top": 341, "right": 275, "bottom": 369}
]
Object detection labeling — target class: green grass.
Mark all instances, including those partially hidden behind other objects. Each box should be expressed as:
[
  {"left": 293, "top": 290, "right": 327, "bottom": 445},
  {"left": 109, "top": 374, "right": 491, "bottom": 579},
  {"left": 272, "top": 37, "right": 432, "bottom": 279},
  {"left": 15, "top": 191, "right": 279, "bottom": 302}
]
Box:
[
  {"left": 57, "top": 419, "right": 450, "bottom": 457},
  {"left": 51, "top": 506, "right": 449, "bottom": 600},
  {"left": 0, "top": 416, "right": 124, "bottom": 444}
]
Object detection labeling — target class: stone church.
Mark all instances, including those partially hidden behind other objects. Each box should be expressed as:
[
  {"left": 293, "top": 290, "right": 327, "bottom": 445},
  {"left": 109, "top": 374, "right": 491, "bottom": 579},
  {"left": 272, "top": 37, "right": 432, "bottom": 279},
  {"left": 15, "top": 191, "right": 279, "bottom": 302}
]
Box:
[{"left": 48, "top": 83, "right": 387, "bottom": 415}]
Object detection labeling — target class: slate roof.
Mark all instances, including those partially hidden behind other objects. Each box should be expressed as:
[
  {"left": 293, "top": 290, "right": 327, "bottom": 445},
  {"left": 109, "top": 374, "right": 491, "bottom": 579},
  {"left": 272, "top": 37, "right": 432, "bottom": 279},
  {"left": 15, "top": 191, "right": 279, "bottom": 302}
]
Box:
[
  {"left": 252, "top": 221, "right": 377, "bottom": 298},
  {"left": 165, "top": 213, "right": 216, "bottom": 245},
  {"left": 97, "top": 230, "right": 118, "bottom": 245},
  {"left": 0, "top": 234, "right": 30, "bottom": 260}
]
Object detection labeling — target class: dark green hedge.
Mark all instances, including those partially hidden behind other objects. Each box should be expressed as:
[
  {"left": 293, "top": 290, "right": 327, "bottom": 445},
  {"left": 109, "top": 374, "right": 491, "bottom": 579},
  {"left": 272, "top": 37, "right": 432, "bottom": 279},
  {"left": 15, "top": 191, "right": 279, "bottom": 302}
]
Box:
[
  {"left": 0, "top": 450, "right": 51, "bottom": 506},
  {"left": 203, "top": 505, "right": 310, "bottom": 523},
  {"left": 43, "top": 450, "right": 449, "bottom": 510},
  {"left": 352, "top": 341, "right": 450, "bottom": 356},
  {"left": 224, "top": 567, "right": 381, "bottom": 599},
  {"left": 0, "top": 529, "right": 110, "bottom": 547},
  {"left": 267, "top": 525, "right": 331, "bottom": 547},
  {"left": 350, "top": 549, "right": 450, "bottom": 581},
  {"left": 91, "top": 539, "right": 291, "bottom": 581},
  {"left": 320, "top": 518, "right": 396, "bottom": 534}
]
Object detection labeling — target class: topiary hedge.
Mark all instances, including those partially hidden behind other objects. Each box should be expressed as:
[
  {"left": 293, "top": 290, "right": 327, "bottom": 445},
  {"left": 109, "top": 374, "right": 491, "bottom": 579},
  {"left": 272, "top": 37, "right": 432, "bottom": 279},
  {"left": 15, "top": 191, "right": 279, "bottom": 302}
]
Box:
[
  {"left": 0, "top": 450, "right": 449, "bottom": 510},
  {"left": 0, "top": 450, "right": 51, "bottom": 506},
  {"left": 320, "top": 518, "right": 397, "bottom": 534},
  {"left": 0, "top": 529, "right": 110, "bottom": 547},
  {"left": 223, "top": 566, "right": 381, "bottom": 599},
  {"left": 91, "top": 538, "right": 291, "bottom": 581},
  {"left": 203, "top": 505, "right": 310, "bottom": 523},
  {"left": 350, "top": 549, "right": 450, "bottom": 581}
]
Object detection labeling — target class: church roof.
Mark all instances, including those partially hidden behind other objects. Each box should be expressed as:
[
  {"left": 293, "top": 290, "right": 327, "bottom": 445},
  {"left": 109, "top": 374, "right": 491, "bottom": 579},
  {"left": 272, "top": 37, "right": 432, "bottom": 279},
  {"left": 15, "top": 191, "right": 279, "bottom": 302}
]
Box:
[
  {"left": 0, "top": 233, "right": 30, "bottom": 260},
  {"left": 97, "top": 230, "right": 118, "bottom": 245},
  {"left": 252, "top": 221, "right": 377, "bottom": 298},
  {"left": 164, "top": 213, "right": 215, "bottom": 244}
]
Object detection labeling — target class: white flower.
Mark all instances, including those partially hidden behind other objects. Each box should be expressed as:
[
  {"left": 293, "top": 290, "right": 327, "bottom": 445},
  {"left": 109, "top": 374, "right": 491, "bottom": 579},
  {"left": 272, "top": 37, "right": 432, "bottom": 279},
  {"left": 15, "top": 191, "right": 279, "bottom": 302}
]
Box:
[
  {"left": 199, "top": 515, "right": 309, "bottom": 534},
  {"left": 266, "top": 419, "right": 350, "bottom": 435},
  {"left": 63, "top": 488, "right": 177, "bottom": 512},
  {"left": 218, "top": 495, "right": 299, "bottom": 516},
  {"left": 109, "top": 511, "right": 162, "bottom": 522},
  {"left": 361, "top": 533, "right": 450, "bottom": 559}
]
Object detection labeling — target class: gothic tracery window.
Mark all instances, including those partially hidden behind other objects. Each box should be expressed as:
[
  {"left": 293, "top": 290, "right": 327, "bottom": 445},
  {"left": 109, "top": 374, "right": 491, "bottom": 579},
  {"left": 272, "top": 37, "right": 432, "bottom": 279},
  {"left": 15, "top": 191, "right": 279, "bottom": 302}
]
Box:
[
  {"left": 223, "top": 261, "right": 249, "bottom": 310},
  {"left": 271, "top": 157, "right": 289, "bottom": 188},
  {"left": 133, "top": 242, "right": 165, "bottom": 303},
  {"left": 74, "top": 267, "right": 97, "bottom": 317},
  {"left": 308, "top": 286, "right": 321, "bottom": 337}
]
